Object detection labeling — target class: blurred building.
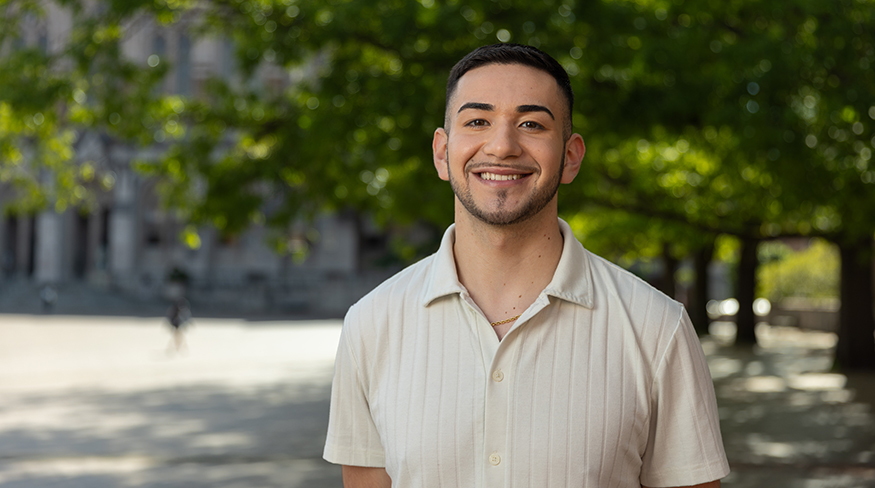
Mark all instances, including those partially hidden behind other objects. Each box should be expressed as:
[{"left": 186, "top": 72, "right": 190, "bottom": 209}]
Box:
[{"left": 0, "top": 3, "right": 397, "bottom": 316}]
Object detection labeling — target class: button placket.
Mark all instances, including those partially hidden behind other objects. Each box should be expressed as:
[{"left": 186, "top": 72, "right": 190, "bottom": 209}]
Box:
[{"left": 483, "top": 340, "right": 515, "bottom": 486}]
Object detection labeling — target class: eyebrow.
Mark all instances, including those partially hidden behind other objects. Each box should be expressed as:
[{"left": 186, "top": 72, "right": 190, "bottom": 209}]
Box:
[
  {"left": 517, "top": 104, "right": 555, "bottom": 120},
  {"left": 458, "top": 102, "right": 494, "bottom": 113},
  {"left": 457, "top": 102, "right": 555, "bottom": 120}
]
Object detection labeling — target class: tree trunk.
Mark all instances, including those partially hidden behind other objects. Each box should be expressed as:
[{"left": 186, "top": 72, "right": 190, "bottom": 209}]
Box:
[
  {"left": 658, "top": 243, "right": 678, "bottom": 299},
  {"left": 735, "top": 237, "right": 759, "bottom": 345},
  {"left": 689, "top": 240, "right": 714, "bottom": 335},
  {"left": 835, "top": 238, "right": 875, "bottom": 371}
]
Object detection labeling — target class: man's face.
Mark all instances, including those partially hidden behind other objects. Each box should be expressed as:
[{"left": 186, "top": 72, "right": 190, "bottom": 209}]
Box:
[{"left": 433, "top": 63, "right": 584, "bottom": 227}]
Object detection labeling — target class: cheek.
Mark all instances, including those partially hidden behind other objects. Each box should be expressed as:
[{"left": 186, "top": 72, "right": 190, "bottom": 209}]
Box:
[
  {"left": 449, "top": 134, "right": 481, "bottom": 156},
  {"left": 447, "top": 149, "right": 473, "bottom": 169},
  {"left": 542, "top": 145, "right": 566, "bottom": 167}
]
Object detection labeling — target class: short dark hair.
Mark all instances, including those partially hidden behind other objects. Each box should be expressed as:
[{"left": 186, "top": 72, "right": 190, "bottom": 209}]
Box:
[{"left": 445, "top": 43, "right": 574, "bottom": 137}]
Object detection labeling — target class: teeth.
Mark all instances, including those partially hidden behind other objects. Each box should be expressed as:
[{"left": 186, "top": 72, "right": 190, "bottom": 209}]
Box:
[{"left": 480, "top": 172, "right": 521, "bottom": 181}]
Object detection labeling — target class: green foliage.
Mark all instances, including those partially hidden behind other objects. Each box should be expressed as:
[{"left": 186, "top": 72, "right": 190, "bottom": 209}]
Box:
[
  {"left": 2, "top": 0, "right": 875, "bottom": 261},
  {"left": 0, "top": 0, "right": 171, "bottom": 214},
  {"left": 565, "top": 207, "right": 710, "bottom": 267},
  {"left": 757, "top": 239, "right": 840, "bottom": 301},
  {"left": 573, "top": 0, "right": 875, "bottom": 246},
  {"left": 758, "top": 240, "right": 793, "bottom": 264},
  {"left": 713, "top": 234, "right": 740, "bottom": 264}
]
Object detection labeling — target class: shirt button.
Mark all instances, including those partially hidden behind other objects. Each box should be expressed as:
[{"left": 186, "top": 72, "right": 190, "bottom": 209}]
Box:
[
  {"left": 489, "top": 452, "right": 501, "bottom": 466},
  {"left": 492, "top": 369, "right": 504, "bottom": 382}
]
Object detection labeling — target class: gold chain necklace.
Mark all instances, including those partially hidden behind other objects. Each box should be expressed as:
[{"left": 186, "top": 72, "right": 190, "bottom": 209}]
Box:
[{"left": 490, "top": 314, "right": 522, "bottom": 327}]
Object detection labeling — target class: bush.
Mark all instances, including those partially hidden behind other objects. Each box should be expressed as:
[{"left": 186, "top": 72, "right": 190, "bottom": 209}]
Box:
[{"left": 757, "top": 239, "right": 839, "bottom": 301}]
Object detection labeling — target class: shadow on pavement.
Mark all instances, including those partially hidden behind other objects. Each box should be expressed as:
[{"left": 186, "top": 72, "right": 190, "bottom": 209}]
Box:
[
  {"left": 2, "top": 311, "right": 874, "bottom": 487},
  {"left": 0, "top": 382, "right": 341, "bottom": 488},
  {"left": 706, "top": 322, "right": 875, "bottom": 488}
]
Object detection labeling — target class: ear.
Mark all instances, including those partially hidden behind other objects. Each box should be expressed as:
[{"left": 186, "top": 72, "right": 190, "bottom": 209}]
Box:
[
  {"left": 433, "top": 128, "right": 449, "bottom": 181},
  {"left": 561, "top": 133, "right": 585, "bottom": 184}
]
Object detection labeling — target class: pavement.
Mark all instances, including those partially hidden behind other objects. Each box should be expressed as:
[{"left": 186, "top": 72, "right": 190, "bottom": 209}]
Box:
[
  {"left": 706, "top": 323, "right": 875, "bottom": 487},
  {"left": 0, "top": 284, "right": 874, "bottom": 487},
  {"left": 0, "top": 313, "right": 344, "bottom": 488}
]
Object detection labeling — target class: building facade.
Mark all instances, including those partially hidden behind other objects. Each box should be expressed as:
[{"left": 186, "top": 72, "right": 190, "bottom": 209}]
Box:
[
  {"left": 0, "top": 3, "right": 396, "bottom": 316},
  {"left": 0, "top": 148, "right": 392, "bottom": 316}
]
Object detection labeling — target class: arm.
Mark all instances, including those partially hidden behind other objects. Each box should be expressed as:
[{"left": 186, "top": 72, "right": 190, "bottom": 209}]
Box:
[
  {"left": 641, "top": 310, "right": 730, "bottom": 488},
  {"left": 643, "top": 480, "right": 720, "bottom": 488},
  {"left": 342, "top": 466, "right": 391, "bottom": 488},
  {"left": 324, "top": 315, "right": 387, "bottom": 473}
]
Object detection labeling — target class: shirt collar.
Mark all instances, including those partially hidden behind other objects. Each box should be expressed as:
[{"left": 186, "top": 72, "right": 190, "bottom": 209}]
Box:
[
  {"left": 420, "top": 218, "right": 594, "bottom": 309},
  {"left": 420, "top": 224, "right": 467, "bottom": 307},
  {"left": 543, "top": 218, "right": 594, "bottom": 309}
]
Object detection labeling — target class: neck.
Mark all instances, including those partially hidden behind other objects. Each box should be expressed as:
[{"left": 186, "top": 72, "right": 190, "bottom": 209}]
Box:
[{"left": 452, "top": 202, "right": 564, "bottom": 335}]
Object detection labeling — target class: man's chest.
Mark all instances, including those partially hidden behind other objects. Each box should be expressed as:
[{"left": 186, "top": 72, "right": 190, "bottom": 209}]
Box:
[{"left": 363, "top": 308, "right": 653, "bottom": 487}]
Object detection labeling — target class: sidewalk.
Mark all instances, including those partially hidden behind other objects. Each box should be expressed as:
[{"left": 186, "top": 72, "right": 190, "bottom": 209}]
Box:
[
  {"left": 0, "top": 314, "right": 344, "bottom": 488},
  {"left": 706, "top": 322, "right": 875, "bottom": 487},
  {"left": 0, "top": 313, "right": 873, "bottom": 487}
]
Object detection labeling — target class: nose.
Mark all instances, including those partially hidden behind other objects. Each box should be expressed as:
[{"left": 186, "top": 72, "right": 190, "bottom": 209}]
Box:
[{"left": 482, "top": 122, "right": 522, "bottom": 159}]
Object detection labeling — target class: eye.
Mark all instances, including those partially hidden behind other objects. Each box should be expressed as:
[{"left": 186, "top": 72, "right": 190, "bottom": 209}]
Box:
[
  {"left": 464, "top": 119, "right": 489, "bottom": 127},
  {"left": 520, "top": 121, "right": 545, "bottom": 130}
]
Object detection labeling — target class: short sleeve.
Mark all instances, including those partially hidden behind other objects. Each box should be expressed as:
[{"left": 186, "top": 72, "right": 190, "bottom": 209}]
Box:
[
  {"left": 323, "top": 312, "right": 386, "bottom": 467},
  {"left": 640, "top": 308, "right": 731, "bottom": 487}
]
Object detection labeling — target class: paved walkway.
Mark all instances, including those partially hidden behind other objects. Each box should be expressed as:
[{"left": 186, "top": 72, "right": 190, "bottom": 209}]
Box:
[
  {"left": 0, "top": 314, "right": 344, "bottom": 487},
  {"left": 0, "top": 312, "right": 873, "bottom": 487},
  {"left": 706, "top": 323, "right": 875, "bottom": 487}
]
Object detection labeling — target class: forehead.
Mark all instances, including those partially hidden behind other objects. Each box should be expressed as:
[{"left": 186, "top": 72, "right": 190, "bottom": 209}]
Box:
[{"left": 449, "top": 63, "right": 564, "bottom": 115}]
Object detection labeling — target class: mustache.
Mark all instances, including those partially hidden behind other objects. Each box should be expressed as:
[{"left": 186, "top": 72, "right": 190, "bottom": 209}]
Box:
[{"left": 464, "top": 161, "right": 538, "bottom": 173}]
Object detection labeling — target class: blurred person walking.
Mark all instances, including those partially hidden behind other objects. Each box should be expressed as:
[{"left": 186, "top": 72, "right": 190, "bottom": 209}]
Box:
[
  {"left": 166, "top": 297, "right": 191, "bottom": 353},
  {"left": 39, "top": 284, "right": 57, "bottom": 313}
]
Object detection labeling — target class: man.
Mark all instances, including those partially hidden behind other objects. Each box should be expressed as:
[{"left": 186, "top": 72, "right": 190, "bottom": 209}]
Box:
[{"left": 323, "top": 43, "right": 729, "bottom": 488}]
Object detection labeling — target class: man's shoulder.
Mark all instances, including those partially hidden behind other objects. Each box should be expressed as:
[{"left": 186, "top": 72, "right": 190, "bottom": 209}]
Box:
[
  {"left": 346, "top": 253, "right": 437, "bottom": 321},
  {"left": 584, "top": 248, "right": 684, "bottom": 316}
]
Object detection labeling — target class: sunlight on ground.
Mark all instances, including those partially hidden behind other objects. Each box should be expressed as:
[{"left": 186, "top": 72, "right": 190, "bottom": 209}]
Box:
[
  {"left": 787, "top": 373, "right": 847, "bottom": 391},
  {"left": 0, "top": 315, "right": 343, "bottom": 393},
  {"left": 0, "top": 315, "right": 345, "bottom": 487},
  {"left": 1, "top": 456, "right": 156, "bottom": 477},
  {"left": 2, "top": 314, "right": 874, "bottom": 488},
  {"left": 703, "top": 319, "right": 875, "bottom": 488}
]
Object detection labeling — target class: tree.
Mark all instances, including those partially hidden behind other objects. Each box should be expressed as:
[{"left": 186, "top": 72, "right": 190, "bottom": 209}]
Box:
[
  {"left": 561, "top": 0, "right": 875, "bottom": 366},
  {"left": 2, "top": 0, "right": 873, "bottom": 369}
]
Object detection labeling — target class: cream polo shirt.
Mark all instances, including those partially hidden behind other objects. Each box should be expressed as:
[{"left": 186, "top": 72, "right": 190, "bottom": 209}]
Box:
[{"left": 324, "top": 219, "right": 730, "bottom": 487}]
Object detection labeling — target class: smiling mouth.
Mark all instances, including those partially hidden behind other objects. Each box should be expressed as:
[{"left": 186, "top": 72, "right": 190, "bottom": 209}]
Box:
[{"left": 479, "top": 172, "right": 526, "bottom": 181}]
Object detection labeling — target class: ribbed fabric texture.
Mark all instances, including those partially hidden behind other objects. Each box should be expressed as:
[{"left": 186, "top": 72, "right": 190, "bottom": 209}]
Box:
[{"left": 324, "top": 219, "right": 730, "bottom": 487}]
